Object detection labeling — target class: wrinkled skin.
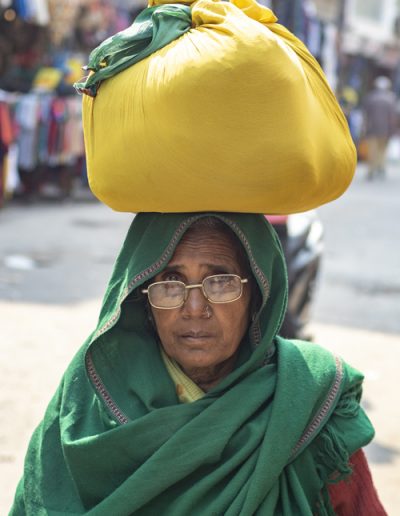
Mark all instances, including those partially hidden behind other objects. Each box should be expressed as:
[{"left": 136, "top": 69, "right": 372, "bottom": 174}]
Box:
[{"left": 151, "top": 226, "right": 252, "bottom": 391}]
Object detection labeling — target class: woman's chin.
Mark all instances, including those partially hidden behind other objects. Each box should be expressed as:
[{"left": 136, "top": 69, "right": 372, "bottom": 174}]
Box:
[{"left": 174, "top": 349, "right": 218, "bottom": 372}]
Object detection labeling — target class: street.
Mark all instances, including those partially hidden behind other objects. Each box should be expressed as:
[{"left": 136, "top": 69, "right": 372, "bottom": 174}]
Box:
[{"left": 1, "top": 162, "right": 399, "bottom": 513}]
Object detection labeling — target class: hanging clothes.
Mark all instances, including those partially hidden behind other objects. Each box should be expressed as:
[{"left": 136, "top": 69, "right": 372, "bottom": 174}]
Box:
[
  {"left": 13, "top": 0, "right": 50, "bottom": 25},
  {"left": 15, "top": 94, "right": 40, "bottom": 171},
  {"left": 13, "top": 93, "right": 84, "bottom": 170},
  {"left": 5, "top": 143, "right": 20, "bottom": 194},
  {"left": 13, "top": 0, "right": 29, "bottom": 20},
  {"left": 0, "top": 98, "right": 18, "bottom": 203},
  {"left": 0, "top": 87, "right": 85, "bottom": 205}
]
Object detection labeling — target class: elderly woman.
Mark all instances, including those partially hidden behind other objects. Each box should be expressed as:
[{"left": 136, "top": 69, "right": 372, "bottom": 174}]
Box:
[{"left": 11, "top": 213, "right": 385, "bottom": 515}]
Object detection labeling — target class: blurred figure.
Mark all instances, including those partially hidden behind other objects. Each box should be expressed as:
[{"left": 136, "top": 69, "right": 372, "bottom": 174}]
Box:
[
  {"left": 340, "top": 86, "right": 364, "bottom": 153},
  {"left": 362, "top": 76, "right": 397, "bottom": 180}
]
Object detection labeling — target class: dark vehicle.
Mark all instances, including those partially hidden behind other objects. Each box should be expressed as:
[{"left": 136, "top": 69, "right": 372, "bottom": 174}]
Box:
[{"left": 267, "top": 211, "right": 324, "bottom": 340}]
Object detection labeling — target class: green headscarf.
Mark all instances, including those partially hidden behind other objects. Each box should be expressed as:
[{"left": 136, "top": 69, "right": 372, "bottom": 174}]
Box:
[{"left": 11, "top": 213, "right": 374, "bottom": 515}]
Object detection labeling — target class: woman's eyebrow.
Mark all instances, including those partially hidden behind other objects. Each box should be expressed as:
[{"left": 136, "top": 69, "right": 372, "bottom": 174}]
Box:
[
  {"left": 163, "top": 262, "right": 233, "bottom": 271},
  {"left": 162, "top": 265, "right": 184, "bottom": 272}
]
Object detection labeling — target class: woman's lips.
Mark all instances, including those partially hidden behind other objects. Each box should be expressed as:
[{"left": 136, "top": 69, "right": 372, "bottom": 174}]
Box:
[{"left": 180, "top": 331, "right": 213, "bottom": 340}]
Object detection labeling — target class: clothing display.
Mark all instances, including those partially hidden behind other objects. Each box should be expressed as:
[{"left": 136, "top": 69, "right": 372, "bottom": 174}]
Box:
[
  {"left": 10, "top": 213, "right": 384, "bottom": 515},
  {"left": 0, "top": 0, "right": 137, "bottom": 208},
  {"left": 15, "top": 93, "right": 84, "bottom": 170},
  {"left": 0, "top": 95, "right": 18, "bottom": 203},
  {"left": 12, "top": 0, "right": 50, "bottom": 25},
  {"left": 0, "top": 89, "right": 85, "bottom": 204}
]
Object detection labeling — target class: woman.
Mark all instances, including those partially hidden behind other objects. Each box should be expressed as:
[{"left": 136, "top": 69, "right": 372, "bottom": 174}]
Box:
[{"left": 11, "top": 212, "right": 385, "bottom": 515}]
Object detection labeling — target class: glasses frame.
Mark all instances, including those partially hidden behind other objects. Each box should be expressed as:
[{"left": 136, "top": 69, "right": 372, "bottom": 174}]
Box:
[{"left": 142, "top": 274, "right": 248, "bottom": 310}]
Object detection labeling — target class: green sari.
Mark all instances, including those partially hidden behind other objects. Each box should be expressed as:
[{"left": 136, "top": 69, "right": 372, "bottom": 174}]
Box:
[{"left": 11, "top": 213, "right": 374, "bottom": 515}]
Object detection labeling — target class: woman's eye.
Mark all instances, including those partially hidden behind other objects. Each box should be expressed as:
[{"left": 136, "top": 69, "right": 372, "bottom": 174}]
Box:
[{"left": 163, "top": 273, "right": 181, "bottom": 282}]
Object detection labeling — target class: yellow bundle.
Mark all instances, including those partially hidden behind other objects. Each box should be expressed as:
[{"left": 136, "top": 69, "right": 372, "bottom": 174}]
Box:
[{"left": 82, "top": 0, "right": 356, "bottom": 214}]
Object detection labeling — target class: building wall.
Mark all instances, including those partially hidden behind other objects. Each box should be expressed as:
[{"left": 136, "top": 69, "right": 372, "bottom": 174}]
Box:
[{"left": 345, "top": 0, "right": 398, "bottom": 46}]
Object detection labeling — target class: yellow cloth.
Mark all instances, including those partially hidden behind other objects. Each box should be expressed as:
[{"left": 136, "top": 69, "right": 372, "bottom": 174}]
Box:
[
  {"left": 161, "top": 348, "right": 205, "bottom": 403},
  {"left": 83, "top": 0, "right": 356, "bottom": 214}
]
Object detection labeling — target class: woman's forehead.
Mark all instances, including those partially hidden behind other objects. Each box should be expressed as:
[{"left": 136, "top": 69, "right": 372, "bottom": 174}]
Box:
[{"left": 167, "top": 225, "right": 249, "bottom": 271}]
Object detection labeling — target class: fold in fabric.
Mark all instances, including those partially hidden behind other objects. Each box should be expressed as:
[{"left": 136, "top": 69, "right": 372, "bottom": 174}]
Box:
[{"left": 74, "top": 4, "right": 192, "bottom": 97}]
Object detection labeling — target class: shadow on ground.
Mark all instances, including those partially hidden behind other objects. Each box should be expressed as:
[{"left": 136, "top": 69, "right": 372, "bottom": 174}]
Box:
[{"left": 366, "top": 441, "right": 400, "bottom": 465}]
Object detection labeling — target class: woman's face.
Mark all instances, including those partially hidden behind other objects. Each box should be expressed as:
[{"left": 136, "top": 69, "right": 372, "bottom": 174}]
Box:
[{"left": 150, "top": 225, "right": 252, "bottom": 384}]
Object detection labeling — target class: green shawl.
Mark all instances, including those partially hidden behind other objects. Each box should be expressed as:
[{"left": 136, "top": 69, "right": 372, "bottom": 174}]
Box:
[{"left": 11, "top": 213, "right": 374, "bottom": 515}]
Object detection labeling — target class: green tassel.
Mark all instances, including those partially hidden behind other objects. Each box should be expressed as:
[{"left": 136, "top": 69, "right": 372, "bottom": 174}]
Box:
[
  {"left": 334, "top": 386, "right": 361, "bottom": 419},
  {"left": 316, "top": 425, "right": 352, "bottom": 484}
]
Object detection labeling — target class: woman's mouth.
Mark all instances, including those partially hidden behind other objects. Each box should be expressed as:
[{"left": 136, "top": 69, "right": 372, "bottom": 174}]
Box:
[{"left": 180, "top": 331, "right": 213, "bottom": 340}]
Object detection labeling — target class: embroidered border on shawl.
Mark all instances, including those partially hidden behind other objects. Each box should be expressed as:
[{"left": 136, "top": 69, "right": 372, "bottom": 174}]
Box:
[
  {"left": 217, "top": 216, "right": 270, "bottom": 346},
  {"left": 289, "top": 355, "right": 344, "bottom": 461},
  {"left": 86, "top": 350, "right": 130, "bottom": 425}
]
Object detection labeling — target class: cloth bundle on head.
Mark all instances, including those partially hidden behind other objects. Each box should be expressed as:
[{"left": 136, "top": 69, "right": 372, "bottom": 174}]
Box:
[{"left": 77, "top": 0, "right": 356, "bottom": 214}]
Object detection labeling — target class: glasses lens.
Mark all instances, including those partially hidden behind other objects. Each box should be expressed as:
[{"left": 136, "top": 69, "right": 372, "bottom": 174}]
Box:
[
  {"left": 148, "top": 281, "right": 185, "bottom": 308},
  {"left": 203, "top": 275, "right": 242, "bottom": 303}
]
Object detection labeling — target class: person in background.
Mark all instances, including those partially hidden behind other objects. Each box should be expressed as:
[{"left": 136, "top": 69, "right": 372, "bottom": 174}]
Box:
[
  {"left": 362, "top": 76, "right": 397, "bottom": 180},
  {"left": 10, "top": 213, "right": 386, "bottom": 515},
  {"left": 339, "top": 86, "right": 363, "bottom": 150}
]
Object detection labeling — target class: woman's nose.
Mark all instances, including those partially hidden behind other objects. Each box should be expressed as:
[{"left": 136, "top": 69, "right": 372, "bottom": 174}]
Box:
[{"left": 181, "top": 286, "right": 209, "bottom": 318}]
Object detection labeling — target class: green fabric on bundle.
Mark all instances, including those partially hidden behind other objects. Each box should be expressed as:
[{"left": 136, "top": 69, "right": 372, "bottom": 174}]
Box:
[
  {"left": 10, "top": 213, "right": 374, "bottom": 515},
  {"left": 74, "top": 4, "right": 192, "bottom": 97}
]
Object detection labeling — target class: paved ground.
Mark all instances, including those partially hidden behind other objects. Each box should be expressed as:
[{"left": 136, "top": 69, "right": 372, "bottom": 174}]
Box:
[{"left": 1, "top": 161, "right": 399, "bottom": 513}]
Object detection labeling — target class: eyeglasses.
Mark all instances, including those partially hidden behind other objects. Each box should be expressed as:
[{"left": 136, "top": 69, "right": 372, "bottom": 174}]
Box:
[{"left": 142, "top": 274, "right": 248, "bottom": 309}]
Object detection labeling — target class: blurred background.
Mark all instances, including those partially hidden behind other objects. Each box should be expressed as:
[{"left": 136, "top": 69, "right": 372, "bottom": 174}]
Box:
[{"left": 1, "top": 0, "right": 399, "bottom": 513}]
